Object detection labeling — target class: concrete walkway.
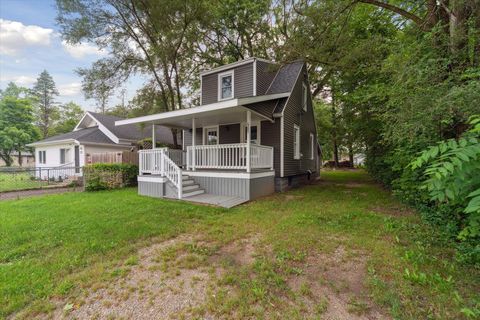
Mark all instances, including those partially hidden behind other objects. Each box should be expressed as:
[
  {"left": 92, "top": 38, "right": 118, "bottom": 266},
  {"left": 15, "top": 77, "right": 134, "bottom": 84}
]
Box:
[{"left": 0, "top": 187, "right": 82, "bottom": 201}]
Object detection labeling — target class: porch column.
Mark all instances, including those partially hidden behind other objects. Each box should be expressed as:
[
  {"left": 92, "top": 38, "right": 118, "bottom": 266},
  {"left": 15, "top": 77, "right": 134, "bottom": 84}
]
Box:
[
  {"left": 192, "top": 117, "right": 196, "bottom": 171},
  {"left": 246, "top": 110, "right": 251, "bottom": 173},
  {"left": 151, "top": 123, "right": 156, "bottom": 149}
]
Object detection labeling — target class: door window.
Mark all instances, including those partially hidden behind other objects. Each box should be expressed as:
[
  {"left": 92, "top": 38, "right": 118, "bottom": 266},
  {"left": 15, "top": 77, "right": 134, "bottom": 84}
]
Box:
[{"left": 204, "top": 126, "right": 219, "bottom": 145}]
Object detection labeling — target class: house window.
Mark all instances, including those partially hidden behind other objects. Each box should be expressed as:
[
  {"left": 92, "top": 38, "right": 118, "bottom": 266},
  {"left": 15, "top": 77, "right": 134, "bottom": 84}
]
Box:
[
  {"left": 38, "top": 150, "right": 46, "bottom": 164},
  {"left": 60, "top": 148, "right": 69, "bottom": 164},
  {"left": 203, "top": 126, "right": 219, "bottom": 145},
  {"left": 310, "top": 133, "right": 315, "bottom": 160},
  {"left": 302, "top": 82, "right": 308, "bottom": 111},
  {"left": 241, "top": 122, "right": 261, "bottom": 144},
  {"left": 294, "top": 125, "right": 300, "bottom": 159},
  {"left": 218, "top": 71, "right": 234, "bottom": 100}
]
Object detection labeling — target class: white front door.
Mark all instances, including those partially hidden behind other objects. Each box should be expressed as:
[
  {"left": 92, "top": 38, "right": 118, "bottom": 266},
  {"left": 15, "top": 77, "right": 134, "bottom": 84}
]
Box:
[{"left": 203, "top": 126, "right": 219, "bottom": 145}]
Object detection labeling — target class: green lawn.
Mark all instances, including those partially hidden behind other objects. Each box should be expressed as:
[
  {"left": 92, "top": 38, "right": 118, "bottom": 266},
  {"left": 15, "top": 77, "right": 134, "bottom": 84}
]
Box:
[
  {"left": 0, "top": 170, "right": 478, "bottom": 319},
  {"left": 0, "top": 172, "right": 48, "bottom": 192}
]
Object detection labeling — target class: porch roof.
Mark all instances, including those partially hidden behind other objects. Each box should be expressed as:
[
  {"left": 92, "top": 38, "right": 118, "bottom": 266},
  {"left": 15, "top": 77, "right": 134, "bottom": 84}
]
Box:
[{"left": 115, "top": 93, "right": 289, "bottom": 129}]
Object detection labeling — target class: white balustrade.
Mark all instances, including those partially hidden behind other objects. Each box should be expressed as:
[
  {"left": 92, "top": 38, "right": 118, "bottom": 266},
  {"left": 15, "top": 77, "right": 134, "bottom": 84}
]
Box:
[{"left": 186, "top": 143, "right": 273, "bottom": 171}]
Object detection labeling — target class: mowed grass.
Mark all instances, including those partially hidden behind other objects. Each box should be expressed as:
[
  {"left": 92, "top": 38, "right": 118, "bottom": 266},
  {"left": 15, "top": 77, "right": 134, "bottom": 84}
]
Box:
[
  {"left": 0, "top": 170, "right": 479, "bottom": 319},
  {"left": 0, "top": 172, "right": 50, "bottom": 192}
]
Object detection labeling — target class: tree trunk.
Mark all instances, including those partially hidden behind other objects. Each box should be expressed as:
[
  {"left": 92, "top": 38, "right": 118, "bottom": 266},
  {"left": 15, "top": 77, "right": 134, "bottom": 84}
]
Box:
[
  {"left": 348, "top": 146, "right": 354, "bottom": 168},
  {"left": 171, "top": 128, "right": 178, "bottom": 149},
  {"left": 18, "top": 150, "right": 23, "bottom": 167},
  {"left": 0, "top": 153, "right": 13, "bottom": 167},
  {"left": 333, "top": 138, "right": 339, "bottom": 168}
]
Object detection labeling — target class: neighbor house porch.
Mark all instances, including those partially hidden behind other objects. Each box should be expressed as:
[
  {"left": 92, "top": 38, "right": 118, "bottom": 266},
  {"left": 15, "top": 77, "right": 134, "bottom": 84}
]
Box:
[{"left": 116, "top": 96, "right": 283, "bottom": 207}]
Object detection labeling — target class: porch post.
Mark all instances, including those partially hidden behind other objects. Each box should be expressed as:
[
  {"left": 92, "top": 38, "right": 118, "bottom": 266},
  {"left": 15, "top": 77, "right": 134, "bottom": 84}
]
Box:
[
  {"left": 151, "top": 123, "right": 156, "bottom": 149},
  {"left": 192, "top": 117, "right": 196, "bottom": 171},
  {"left": 246, "top": 110, "right": 251, "bottom": 173}
]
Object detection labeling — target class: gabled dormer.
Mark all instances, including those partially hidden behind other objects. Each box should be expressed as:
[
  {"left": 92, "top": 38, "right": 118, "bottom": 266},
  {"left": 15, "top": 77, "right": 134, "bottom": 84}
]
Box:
[{"left": 200, "top": 57, "right": 279, "bottom": 105}]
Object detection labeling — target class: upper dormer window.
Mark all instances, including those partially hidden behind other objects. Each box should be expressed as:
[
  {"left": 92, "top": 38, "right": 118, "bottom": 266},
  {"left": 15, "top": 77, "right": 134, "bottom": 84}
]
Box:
[{"left": 218, "top": 71, "right": 234, "bottom": 101}]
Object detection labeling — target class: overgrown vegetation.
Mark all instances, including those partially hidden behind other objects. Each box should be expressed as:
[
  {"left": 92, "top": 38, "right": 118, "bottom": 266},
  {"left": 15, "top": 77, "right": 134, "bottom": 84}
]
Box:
[
  {"left": 1, "top": 171, "right": 478, "bottom": 319},
  {"left": 84, "top": 163, "right": 138, "bottom": 191}
]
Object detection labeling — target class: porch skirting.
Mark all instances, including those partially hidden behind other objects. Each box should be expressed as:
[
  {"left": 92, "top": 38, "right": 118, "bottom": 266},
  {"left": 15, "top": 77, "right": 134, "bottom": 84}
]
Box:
[{"left": 137, "top": 170, "right": 274, "bottom": 202}]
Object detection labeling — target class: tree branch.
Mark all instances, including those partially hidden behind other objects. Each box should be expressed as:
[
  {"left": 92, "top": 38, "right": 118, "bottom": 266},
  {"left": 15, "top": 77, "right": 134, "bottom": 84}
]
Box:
[{"left": 357, "top": 0, "right": 425, "bottom": 27}]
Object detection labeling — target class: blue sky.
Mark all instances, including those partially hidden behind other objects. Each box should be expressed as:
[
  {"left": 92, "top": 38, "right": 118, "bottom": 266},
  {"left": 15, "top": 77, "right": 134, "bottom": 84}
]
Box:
[{"left": 0, "top": 0, "right": 142, "bottom": 111}]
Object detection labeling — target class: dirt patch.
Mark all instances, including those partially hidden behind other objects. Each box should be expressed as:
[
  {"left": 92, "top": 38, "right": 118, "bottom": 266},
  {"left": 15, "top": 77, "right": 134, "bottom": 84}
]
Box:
[
  {"left": 214, "top": 236, "right": 258, "bottom": 266},
  {"left": 285, "top": 246, "right": 390, "bottom": 320},
  {"left": 369, "top": 205, "right": 413, "bottom": 217}
]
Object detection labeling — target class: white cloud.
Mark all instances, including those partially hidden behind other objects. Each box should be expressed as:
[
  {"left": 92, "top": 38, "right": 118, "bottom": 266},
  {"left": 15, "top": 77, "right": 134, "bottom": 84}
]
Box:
[
  {"left": 1, "top": 75, "right": 37, "bottom": 86},
  {"left": 62, "top": 41, "right": 107, "bottom": 59},
  {"left": 58, "top": 82, "right": 82, "bottom": 96},
  {"left": 0, "top": 19, "right": 53, "bottom": 55}
]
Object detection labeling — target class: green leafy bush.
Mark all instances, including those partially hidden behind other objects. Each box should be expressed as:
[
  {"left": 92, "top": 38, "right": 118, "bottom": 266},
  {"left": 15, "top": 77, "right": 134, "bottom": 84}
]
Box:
[
  {"left": 411, "top": 115, "right": 480, "bottom": 254},
  {"left": 84, "top": 163, "right": 138, "bottom": 191}
]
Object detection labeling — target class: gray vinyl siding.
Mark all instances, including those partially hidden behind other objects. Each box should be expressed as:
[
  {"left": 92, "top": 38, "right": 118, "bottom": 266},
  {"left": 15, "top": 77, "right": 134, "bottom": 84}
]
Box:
[
  {"left": 182, "top": 128, "right": 202, "bottom": 148},
  {"left": 256, "top": 61, "right": 278, "bottom": 95},
  {"left": 282, "top": 64, "right": 319, "bottom": 177},
  {"left": 219, "top": 124, "right": 240, "bottom": 144},
  {"left": 190, "top": 175, "right": 274, "bottom": 200},
  {"left": 261, "top": 120, "right": 281, "bottom": 176},
  {"left": 201, "top": 62, "right": 254, "bottom": 105},
  {"left": 139, "top": 181, "right": 164, "bottom": 198}
]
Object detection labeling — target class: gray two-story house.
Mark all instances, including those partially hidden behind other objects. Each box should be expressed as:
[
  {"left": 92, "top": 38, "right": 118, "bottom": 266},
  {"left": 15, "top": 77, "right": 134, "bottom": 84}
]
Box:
[{"left": 116, "top": 57, "right": 320, "bottom": 207}]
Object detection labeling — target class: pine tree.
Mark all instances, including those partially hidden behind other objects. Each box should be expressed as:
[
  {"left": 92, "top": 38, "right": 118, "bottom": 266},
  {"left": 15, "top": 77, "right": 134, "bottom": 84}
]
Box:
[{"left": 31, "top": 70, "right": 59, "bottom": 138}]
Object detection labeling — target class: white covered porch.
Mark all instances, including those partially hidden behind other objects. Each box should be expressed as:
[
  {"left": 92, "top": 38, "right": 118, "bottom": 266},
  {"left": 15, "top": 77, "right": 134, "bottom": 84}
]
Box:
[{"left": 116, "top": 96, "right": 279, "bottom": 205}]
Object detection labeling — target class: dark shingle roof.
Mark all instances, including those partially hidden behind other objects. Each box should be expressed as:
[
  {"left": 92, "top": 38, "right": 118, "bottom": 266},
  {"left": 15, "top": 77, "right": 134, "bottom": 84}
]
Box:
[
  {"left": 88, "top": 112, "right": 175, "bottom": 143},
  {"left": 266, "top": 61, "right": 304, "bottom": 95},
  {"left": 33, "top": 127, "right": 116, "bottom": 145}
]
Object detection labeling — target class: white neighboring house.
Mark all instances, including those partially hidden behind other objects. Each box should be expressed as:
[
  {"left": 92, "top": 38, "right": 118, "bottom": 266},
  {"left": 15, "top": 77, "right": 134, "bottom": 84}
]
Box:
[{"left": 27, "top": 111, "right": 175, "bottom": 179}]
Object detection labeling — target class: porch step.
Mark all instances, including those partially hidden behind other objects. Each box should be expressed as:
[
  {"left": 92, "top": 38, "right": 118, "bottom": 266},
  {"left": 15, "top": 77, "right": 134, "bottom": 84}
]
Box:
[
  {"left": 182, "top": 179, "right": 196, "bottom": 186},
  {"left": 183, "top": 184, "right": 201, "bottom": 192},
  {"left": 183, "top": 188, "right": 205, "bottom": 197}
]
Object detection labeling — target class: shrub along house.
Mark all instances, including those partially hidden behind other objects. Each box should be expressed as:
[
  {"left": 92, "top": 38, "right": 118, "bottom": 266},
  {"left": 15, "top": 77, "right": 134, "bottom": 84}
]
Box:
[
  {"left": 116, "top": 58, "right": 320, "bottom": 207},
  {"left": 27, "top": 111, "right": 176, "bottom": 179}
]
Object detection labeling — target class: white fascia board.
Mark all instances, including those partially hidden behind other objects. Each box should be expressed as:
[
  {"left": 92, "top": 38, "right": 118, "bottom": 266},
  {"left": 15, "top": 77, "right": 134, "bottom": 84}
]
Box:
[
  {"left": 86, "top": 111, "right": 119, "bottom": 144},
  {"left": 115, "top": 93, "right": 290, "bottom": 127},
  {"left": 253, "top": 59, "right": 257, "bottom": 96},
  {"left": 200, "top": 58, "right": 255, "bottom": 76},
  {"left": 27, "top": 139, "right": 77, "bottom": 147},
  {"left": 138, "top": 176, "right": 167, "bottom": 183},
  {"left": 73, "top": 113, "right": 90, "bottom": 131}
]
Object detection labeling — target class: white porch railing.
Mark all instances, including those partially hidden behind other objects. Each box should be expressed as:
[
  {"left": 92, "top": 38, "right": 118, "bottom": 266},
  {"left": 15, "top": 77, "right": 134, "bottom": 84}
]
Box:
[
  {"left": 139, "top": 148, "right": 183, "bottom": 198},
  {"left": 186, "top": 143, "right": 273, "bottom": 171}
]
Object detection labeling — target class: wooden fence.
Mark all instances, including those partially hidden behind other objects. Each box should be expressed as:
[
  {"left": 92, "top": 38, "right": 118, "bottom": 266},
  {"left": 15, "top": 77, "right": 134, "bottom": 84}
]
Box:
[{"left": 87, "top": 151, "right": 138, "bottom": 165}]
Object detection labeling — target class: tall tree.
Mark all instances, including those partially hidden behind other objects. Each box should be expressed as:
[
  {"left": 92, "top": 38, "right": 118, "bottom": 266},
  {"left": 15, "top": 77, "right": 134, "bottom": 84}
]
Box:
[
  {"left": 55, "top": 102, "right": 84, "bottom": 134},
  {"left": 56, "top": 0, "right": 209, "bottom": 147},
  {"left": 31, "top": 70, "right": 59, "bottom": 138},
  {"left": 0, "top": 96, "right": 39, "bottom": 166}
]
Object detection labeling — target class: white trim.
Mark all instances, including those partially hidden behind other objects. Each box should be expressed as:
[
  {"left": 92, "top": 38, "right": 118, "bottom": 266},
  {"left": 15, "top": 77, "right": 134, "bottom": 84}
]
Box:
[
  {"left": 200, "top": 76, "right": 203, "bottom": 105},
  {"left": 293, "top": 124, "right": 300, "bottom": 160},
  {"left": 310, "top": 133, "right": 314, "bottom": 160},
  {"left": 253, "top": 59, "right": 257, "bottom": 96},
  {"left": 280, "top": 116, "right": 284, "bottom": 177},
  {"left": 27, "top": 138, "right": 77, "bottom": 147},
  {"left": 115, "top": 93, "right": 290, "bottom": 127},
  {"left": 185, "top": 170, "right": 274, "bottom": 179},
  {"left": 73, "top": 113, "right": 90, "bottom": 131},
  {"left": 138, "top": 176, "right": 167, "bottom": 183},
  {"left": 86, "top": 112, "right": 119, "bottom": 144},
  {"left": 302, "top": 82, "right": 308, "bottom": 112},
  {"left": 203, "top": 125, "right": 220, "bottom": 145},
  {"left": 182, "top": 130, "right": 185, "bottom": 151},
  {"left": 218, "top": 70, "right": 234, "bottom": 101},
  {"left": 240, "top": 121, "right": 261, "bottom": 144}
]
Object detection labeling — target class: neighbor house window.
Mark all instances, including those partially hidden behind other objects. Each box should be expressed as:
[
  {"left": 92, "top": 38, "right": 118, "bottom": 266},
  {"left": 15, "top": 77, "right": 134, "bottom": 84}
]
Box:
[
  {"left": 38, "top": 150, "right": 46, "bottom": 164},
  {"left": 218, "top": 71, "right": 234, "bottom": 100},
  {"left": 294, "top": 125, "right": 300, "bottom": 159},
  {"left": 60, "top": 148, "right": 69, "bottom": 164},
  {"left": 302, "top": 82, "right": 308, "bottom": 111},
  {"left": 310, "top": 133, "right": 314, "bottom": 160}
]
